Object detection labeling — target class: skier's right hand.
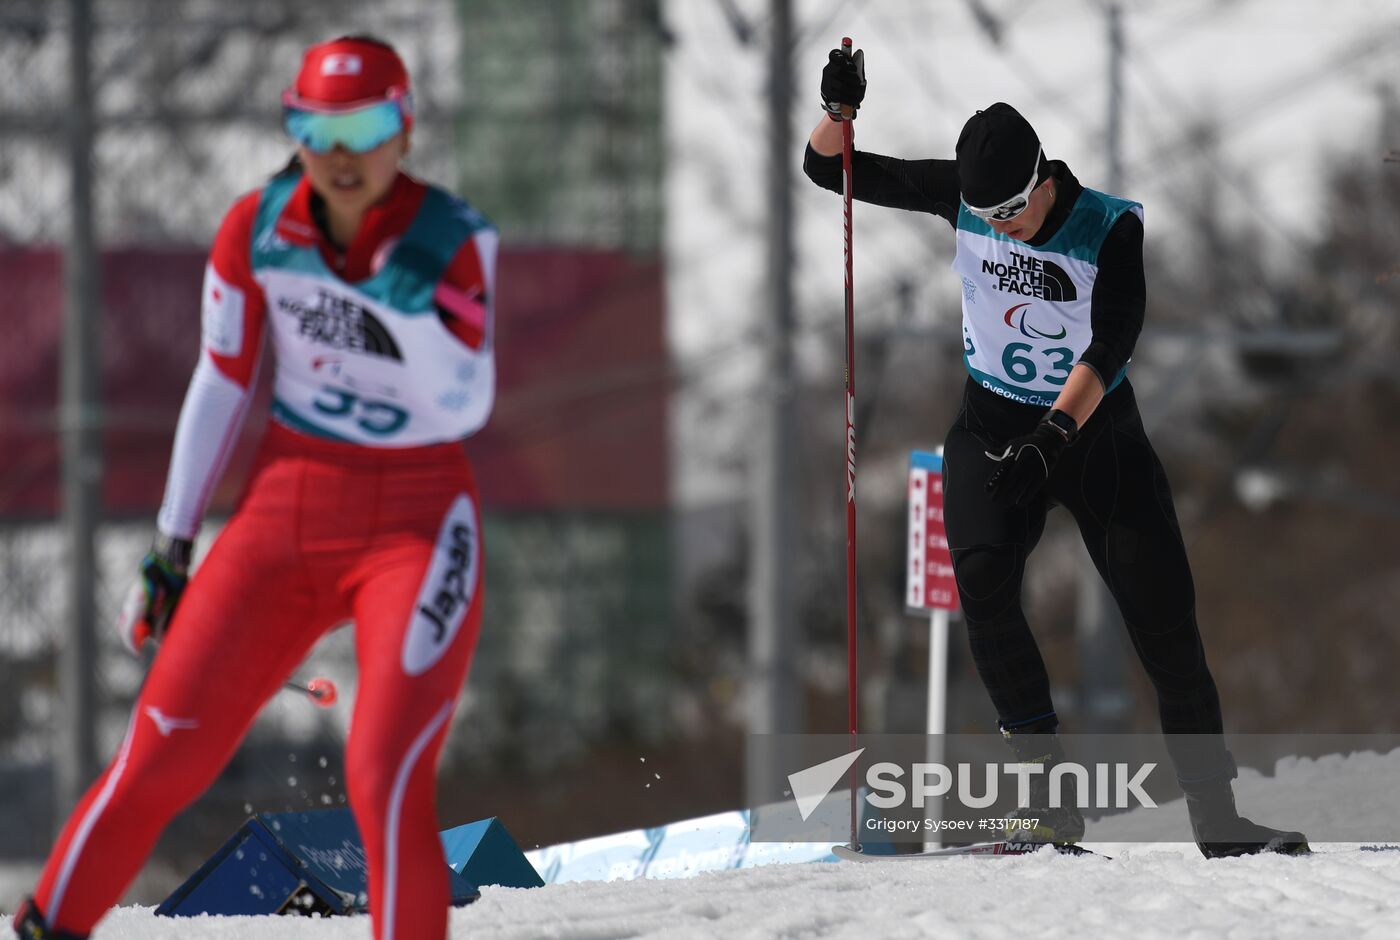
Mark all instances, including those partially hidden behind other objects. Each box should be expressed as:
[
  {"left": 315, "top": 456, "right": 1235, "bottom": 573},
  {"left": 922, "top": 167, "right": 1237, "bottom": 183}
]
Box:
[
  {"left": 821, "top": 47, "right": 866, "bottom": 119},
  {"left": 116, "top": 533, "right": 192, "bottom": 655}
]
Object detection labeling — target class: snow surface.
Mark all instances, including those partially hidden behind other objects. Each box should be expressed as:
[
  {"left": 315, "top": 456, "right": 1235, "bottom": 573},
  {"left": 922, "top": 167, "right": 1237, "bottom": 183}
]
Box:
[
  {"left": 6, "top": 749, "right": 1400, "bottom": 938},
  {"left": 9, "top": 844, "right": 1400, "bottom": 939}
]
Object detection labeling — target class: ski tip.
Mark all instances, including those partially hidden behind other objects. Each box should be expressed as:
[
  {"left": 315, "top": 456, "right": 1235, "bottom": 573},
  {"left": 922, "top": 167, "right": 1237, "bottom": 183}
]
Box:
[
  {"left": 1045, "top": 843, "right": 1102, "bottom": 858},
  {"left": 831, "top": 844, "right": 868, "bottom": 862}
]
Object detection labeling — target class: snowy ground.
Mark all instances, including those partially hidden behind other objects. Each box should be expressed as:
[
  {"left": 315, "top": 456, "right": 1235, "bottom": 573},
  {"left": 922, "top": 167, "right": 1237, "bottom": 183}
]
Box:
[
  {"left": 7, "top": 750, "right": 1400, "bottom": 937},
  {"left": 5, "top": 843, "right": 1399, "bottom": 939}
]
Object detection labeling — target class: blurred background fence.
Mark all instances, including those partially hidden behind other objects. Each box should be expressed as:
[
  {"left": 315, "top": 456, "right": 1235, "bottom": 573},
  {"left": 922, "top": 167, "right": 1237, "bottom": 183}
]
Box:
[{"left": 3, "top": 0, "right": 1400, "bottom": 907}]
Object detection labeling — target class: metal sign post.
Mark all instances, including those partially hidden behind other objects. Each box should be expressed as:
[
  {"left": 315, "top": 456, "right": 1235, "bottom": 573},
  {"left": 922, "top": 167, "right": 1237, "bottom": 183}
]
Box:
[{"left": 907, "top": 449, "right": 959, "bottom": 851}]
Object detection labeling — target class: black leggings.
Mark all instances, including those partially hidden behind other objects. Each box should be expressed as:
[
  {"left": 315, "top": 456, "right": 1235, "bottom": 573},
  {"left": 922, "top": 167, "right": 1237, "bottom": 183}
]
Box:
[{"left": 944, "top": 378, "right": 1225, "bottom": 762}]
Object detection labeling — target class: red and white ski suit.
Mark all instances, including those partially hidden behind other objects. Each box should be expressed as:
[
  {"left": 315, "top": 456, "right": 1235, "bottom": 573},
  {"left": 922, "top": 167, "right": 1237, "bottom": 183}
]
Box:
[{"left": 29, "top": 168, "right": 496, "bottom": 940}]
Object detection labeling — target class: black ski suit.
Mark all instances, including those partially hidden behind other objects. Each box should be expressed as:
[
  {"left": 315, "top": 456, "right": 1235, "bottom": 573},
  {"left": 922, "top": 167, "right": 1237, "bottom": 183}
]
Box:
[{"left": 804, "top": 143, "right": 1230, "bottom": 782}]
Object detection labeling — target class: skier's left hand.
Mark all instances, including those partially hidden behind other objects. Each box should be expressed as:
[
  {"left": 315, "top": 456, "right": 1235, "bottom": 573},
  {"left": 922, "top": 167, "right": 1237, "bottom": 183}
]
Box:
[
  {"left": 985, "top": 415, "right": 1075, "bottom": 508},
  {"left": 115, "top": 533, "right": 192, "bottom": 655}
]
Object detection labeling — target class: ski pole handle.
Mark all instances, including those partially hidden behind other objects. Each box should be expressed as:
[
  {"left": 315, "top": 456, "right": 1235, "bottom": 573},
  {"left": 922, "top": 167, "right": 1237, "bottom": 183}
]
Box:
[{"left": 839, "top": 38, "right": 856, "bottom": 120}]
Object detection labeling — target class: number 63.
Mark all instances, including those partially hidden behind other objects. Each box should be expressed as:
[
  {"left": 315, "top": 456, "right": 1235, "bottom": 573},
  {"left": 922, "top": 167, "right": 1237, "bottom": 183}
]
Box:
[{"left": 1002, "top": 342, "right": 1074, "bottom": 386}]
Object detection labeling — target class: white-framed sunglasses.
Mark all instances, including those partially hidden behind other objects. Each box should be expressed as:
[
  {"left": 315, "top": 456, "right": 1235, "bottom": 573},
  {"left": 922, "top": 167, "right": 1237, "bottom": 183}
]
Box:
[{"left": 962, "top": 146, "right": 1044, "bottom": 223}]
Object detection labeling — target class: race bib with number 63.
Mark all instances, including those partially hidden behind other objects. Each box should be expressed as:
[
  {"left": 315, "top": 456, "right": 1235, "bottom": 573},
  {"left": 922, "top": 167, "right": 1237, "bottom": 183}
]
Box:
[{"left": 952, "top": 189, "right": 1142, "bottom": 408}]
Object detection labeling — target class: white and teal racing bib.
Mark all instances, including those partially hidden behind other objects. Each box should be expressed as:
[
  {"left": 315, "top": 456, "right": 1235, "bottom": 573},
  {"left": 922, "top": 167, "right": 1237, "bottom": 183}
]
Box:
[
  {"left": 952, "top": 189, "right": 1142, "bottom": 408},
  {"left": 249, "top": 175, "right": 497, "bottom": 446}
]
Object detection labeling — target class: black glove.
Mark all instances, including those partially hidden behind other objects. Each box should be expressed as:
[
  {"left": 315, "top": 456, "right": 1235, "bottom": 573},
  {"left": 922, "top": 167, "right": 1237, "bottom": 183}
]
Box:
[
  {"left": 821, "top": 47, "right": 866, "bottom": 119},
  {"left": 985, "top": 410, "right": 1078, "bottom": 508},
  {"left": 116, "top": 532, "right": 192, "bottom": 655}
]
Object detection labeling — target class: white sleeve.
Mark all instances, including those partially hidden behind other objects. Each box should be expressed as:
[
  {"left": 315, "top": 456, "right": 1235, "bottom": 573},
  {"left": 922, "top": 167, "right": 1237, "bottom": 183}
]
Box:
[{"left": 155, "top": 351, "right": 259, "bottom": 540}]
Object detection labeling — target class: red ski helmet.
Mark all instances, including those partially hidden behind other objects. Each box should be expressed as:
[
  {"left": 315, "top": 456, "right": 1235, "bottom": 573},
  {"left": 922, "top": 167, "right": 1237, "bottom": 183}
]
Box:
[{"left": 282, "top": 37, "right": 414, "bottom": 153}]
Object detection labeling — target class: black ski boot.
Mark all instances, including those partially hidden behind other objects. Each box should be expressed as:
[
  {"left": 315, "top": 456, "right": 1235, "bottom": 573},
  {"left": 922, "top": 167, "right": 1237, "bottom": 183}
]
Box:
[
  {"left": 1181, "top": 758, "right": 1309, "bottom": 859},
  {"left": 1001, "top": 717, "right": 1085, "bottom": 845},
  {"left": 12, "top": 898, "right": 88, "bottom": 940}
]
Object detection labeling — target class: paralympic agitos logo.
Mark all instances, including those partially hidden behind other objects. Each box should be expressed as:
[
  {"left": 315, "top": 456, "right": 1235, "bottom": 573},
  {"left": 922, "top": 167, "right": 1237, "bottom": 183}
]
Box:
[{"left": 1003, "top": 302, "right": 1067, "bottom": 340}]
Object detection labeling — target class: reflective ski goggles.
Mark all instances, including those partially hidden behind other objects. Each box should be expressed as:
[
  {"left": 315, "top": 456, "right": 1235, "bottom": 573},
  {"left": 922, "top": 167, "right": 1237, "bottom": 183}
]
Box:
[
  {"left": 962, "top": 147, "right": 1044, "bottom": 223},
  {"left": 282, "top": 90, "right": 410, "bottom": 154}
]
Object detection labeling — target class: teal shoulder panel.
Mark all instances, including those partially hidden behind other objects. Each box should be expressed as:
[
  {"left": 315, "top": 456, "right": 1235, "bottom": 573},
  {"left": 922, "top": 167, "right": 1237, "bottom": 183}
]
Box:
[
  {"left": 956, "top": 204, "right": 1001, "bottom": 241},
  {"left": 366, "top": 186, "right": 496, "bottom": 314},
  {"left": 1039, "top": 188, "right": 1142, "bottom": 263},
  {"left": 410, "top": 185, "right": 495, "bottom": 253},
  {"left": 250, "top": 173, "right": 306, "bottom": 270},
  {"left": 956, "top": 189, "right": 1140, "bottom": 263}
]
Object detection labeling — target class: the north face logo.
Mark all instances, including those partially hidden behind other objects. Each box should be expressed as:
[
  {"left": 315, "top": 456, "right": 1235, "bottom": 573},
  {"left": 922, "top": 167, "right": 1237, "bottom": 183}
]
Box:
[
  {"left": 981, "top": 252, "right": 1077, "bottom": 302},
  {"left": 278, "top": 289, "right": 403, "bottom": 362}
]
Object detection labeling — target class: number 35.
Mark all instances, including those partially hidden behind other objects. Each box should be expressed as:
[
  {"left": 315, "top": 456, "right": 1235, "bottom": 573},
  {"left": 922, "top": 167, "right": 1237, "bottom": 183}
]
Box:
[{"left": 312, "top": 386, "right": 409, "bottom": 436}]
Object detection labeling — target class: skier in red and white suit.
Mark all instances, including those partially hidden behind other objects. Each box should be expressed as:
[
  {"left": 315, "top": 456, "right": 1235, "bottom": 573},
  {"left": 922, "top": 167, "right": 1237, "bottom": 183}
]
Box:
[{"left": 16, "top": 36, "right": 496, "bottom": 940}]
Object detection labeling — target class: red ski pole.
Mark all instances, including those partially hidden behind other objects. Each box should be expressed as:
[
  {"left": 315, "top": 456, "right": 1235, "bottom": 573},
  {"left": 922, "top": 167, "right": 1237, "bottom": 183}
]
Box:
[
  {"left": 839, "top": 35, "right": 859, "bottom": 851},
  {"left": 144, "top": 636, "right": 337, "bottom": 709}
]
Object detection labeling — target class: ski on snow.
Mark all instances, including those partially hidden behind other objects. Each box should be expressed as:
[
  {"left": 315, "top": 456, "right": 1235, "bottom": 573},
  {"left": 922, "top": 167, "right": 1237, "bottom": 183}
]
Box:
[{"left": 833, "top": 841, "right": 1104, "bottom": 861}]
